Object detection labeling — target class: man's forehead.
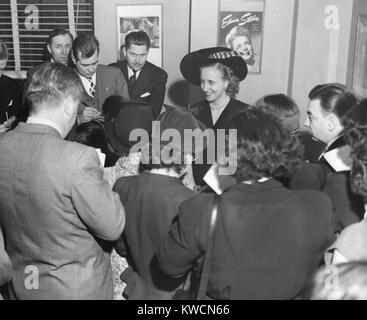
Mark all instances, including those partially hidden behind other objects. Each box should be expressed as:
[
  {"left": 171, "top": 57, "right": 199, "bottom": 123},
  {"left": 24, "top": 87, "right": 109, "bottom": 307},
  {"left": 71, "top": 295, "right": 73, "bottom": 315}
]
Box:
[
  {"left": 77, "top": 50, "right": 98, "bottom": 63},
  {"left": 308, "top": 99, "right": 324, "bottom": 114},
  {"left": 51, "top": 34, "right": 72, "bottom": 45},
  {"left": 126, "top": 44, "right": 148, "bottom": 53}
]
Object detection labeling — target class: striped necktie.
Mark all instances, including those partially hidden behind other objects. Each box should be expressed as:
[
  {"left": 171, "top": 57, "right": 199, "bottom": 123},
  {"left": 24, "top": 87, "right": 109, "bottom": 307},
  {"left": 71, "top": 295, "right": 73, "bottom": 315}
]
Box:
[{"left": 89, "top": 78, "right": 96, "bottom": 97}]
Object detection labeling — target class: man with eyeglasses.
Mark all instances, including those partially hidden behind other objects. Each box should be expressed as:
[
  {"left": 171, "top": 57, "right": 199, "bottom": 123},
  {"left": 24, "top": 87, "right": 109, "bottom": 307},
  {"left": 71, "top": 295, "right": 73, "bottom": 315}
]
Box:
[{"left": 72, "top": 34, "right": 129, "bottom": 123}]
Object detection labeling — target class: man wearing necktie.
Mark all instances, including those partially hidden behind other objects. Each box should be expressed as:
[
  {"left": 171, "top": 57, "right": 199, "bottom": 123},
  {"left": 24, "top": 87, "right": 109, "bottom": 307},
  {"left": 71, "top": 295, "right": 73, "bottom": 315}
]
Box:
[
  {"left": 72, "top": 34, "right": 129, "bottom": 123},
  {"left": 110, "top": 31, "right": 167, "bottom": 117},
  {"left": 304, "top": 83, "right": 364, "bottom": 231},
  {"left": 128, "top": 70, "right": 137, "bottom": 93}
]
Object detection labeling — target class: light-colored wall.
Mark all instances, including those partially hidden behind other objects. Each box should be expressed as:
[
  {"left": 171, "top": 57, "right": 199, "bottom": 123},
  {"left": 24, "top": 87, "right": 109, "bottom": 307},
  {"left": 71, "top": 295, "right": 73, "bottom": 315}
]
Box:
[
  {"left": 346, "top": 0, "right": 367, "bottom": 90},
  {"left": 291, "top": 0, "right": 354, "bottom": 126},
  {"left": 189, "top": 0, "right": 296, "bottom": 105},
  {"left": 94, "top": 0, "right": 190, "bottom": 107},
  {"left": 94, "top": 0, "right": 356, "bottom": 117}
]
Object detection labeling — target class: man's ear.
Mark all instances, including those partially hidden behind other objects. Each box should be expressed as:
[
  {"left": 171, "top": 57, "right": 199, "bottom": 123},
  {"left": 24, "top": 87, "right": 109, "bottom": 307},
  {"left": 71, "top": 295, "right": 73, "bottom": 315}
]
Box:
[
  {"left": 63, "top": 96, "right": 76, "bottom": 117},
  {"left": 327, "top": 114, "right": 340, "bottom": 131},
  {"left": 122, "top": 46, "right": 127, "bottom": 58},
  {"left": 47, "top": 44, "right": 52, "bottom": 55}
]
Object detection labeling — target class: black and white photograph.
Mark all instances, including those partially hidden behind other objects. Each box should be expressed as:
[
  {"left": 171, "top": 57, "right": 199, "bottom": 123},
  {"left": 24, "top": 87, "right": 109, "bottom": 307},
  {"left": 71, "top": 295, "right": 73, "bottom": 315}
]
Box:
[
  {"left": 1, "top": 0, "right": 367, "bottom": 306},
  {"left": 218, "top": 0, "right": 264, "bottom": 74}
]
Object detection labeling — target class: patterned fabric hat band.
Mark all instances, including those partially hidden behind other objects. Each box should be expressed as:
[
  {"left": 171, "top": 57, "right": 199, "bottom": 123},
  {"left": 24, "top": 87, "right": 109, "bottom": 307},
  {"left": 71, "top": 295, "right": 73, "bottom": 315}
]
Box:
[
  {"left": 180, "top": 47, "right": 248, "bottom": 86},
  {"left": 208, "top": 50, "right": 241, "bottom": 59}
]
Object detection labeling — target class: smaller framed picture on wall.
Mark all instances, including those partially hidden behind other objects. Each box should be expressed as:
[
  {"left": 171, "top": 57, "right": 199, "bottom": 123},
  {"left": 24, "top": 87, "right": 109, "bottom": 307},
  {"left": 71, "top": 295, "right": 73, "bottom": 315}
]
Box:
[
  {"left": 116, "top": 4, "right": 163, "bottom": 67},
  {"left": 353, "top": 15, "right": 367, "bottom": 100},
  {"left": 218, "top": 0, "right": 265, "bottom": 74}
]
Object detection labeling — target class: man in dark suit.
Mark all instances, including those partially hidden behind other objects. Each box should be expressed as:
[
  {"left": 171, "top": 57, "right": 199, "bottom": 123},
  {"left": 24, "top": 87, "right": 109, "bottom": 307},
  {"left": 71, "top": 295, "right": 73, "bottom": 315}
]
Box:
[
  {"left": 22, "top": 28, "right": 74, "bottom": 121},
  {"left": 304, "top": 83, "right": 364, "bottom": 230},
  {"left": 72, "top": 34, "right": 129, "bottom": 123},
  {"left": 0, "top": 62, "right": 125, "bottom": 299},
  {"left": 110, "top": 31, "right": 167, "bottom": 117}
]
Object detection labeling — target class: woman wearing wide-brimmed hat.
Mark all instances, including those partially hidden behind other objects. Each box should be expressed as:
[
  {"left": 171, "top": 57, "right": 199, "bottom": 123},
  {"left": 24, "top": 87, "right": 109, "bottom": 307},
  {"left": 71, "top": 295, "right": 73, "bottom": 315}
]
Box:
[{"left": 180, "top": 47, "right": 249, "bottom": 186}]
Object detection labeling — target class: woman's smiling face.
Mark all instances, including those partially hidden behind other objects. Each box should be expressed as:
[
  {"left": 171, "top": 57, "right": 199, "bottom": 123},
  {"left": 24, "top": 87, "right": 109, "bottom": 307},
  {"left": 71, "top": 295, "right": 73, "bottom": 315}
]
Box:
[{"left": 200, "top": 65, "right": 229, "bottom": 104}]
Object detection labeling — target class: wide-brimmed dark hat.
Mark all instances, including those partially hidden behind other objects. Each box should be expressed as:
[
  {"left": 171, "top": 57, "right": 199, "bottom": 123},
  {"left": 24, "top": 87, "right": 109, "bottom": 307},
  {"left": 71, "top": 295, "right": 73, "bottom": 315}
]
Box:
[
  {"left": 180, "top": 47, "right": 247, "bottom": 86},
  {"left": 104, "top": 100, "right": 155, "bottom": 156}
]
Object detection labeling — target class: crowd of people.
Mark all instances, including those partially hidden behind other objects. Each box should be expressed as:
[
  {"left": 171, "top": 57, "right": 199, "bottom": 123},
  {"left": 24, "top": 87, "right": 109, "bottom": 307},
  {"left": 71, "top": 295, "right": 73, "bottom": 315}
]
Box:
[{"left": 1, "top": 27, "right": 367, "bottom": 300}]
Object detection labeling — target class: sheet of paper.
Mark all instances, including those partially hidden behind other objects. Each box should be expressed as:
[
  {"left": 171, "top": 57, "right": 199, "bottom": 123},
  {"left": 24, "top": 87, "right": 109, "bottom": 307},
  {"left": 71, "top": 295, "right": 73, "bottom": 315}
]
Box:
[
  {"left": 95, "top": 148, "right": 106, "bottom": 168},
  {"left": 203, "top": 164, "right": 236, "bottom": 194}
]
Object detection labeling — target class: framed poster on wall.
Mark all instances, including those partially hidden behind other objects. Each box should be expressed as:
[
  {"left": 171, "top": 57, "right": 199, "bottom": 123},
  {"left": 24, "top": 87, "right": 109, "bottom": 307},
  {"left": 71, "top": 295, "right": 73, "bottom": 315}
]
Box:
[
  {"left": 218, "top": 0, "right": 265, "bottom": 74},
  {"left": 353, "top": 15, "right": 367, "bottom": 100},
  {"left": 116, "top": 4, "right": 162, "bottom": 67}
]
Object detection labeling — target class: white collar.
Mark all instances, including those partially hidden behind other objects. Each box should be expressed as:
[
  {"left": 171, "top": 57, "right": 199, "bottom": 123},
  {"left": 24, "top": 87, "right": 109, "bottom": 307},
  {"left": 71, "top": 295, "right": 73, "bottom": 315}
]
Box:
[
  {"left": 323, "top": 145, "right": 352, "bottom": 171},
  {"left": 127, "top": 66, "right": 142, "bottom": 79},
  {"left": 27, "top": 116, "right": 63, "bottom": 137},
  {"left": 78, "top": 73, "right": 96, "bottom": 97}
]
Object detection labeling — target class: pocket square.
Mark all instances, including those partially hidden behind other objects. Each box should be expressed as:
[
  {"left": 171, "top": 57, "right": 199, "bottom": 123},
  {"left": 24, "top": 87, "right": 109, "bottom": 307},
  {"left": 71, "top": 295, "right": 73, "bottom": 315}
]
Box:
[{"left": 140, "top": 92, "right": 151, "bottom": 98}]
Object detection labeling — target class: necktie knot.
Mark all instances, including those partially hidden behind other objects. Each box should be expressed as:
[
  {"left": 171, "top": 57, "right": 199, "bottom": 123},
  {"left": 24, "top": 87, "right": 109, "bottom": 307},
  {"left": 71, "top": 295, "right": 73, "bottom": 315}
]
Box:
[{"left": 130, "top": 70, "right": 137, "bottom": 79}]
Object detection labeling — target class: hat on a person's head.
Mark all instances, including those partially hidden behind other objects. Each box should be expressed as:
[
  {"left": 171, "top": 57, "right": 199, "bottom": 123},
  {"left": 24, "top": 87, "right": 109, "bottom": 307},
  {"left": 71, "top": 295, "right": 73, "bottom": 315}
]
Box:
[
  {"left": 154, "top": 106, "right": 207, "bottom": 157},
  {"left": 180, "top": 47, "right": 247, "bottom": 86},
  {"left": 104, "top": 100, "right": 155, "bottom": 155}
]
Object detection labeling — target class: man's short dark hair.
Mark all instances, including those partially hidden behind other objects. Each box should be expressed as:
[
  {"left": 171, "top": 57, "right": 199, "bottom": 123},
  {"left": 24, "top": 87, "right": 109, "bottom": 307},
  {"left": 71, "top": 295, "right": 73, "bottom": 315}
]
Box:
[
  {"left": 47, "top": 28, "right": 73, "bottom": 46},
  {"left": 72, "top": 34, "right": 99, "bottom": 60},
  {"left": 27, "top": 62, "right": 83, "bottom": 113},
  {"left": 125, "top": 31, "right": 151, "bottom": 49},
  {"left": 308, "top": 83, "right": 358, "bottom": 121}
]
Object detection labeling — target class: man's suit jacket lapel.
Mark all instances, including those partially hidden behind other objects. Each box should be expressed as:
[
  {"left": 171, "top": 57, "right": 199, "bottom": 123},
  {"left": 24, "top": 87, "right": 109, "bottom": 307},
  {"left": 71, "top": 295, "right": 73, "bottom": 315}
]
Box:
[
  {"left": 119, "top": 60, "right": 148, "bottom": 99},
  {"left": 318, "top": 135, "right": 349, "bottom": 172},
  {"left": 326, "top": 135, "right": 346, "bottom": 153},
  {"left": 130, "top": 63, "right": 151, "bottom": 99}
]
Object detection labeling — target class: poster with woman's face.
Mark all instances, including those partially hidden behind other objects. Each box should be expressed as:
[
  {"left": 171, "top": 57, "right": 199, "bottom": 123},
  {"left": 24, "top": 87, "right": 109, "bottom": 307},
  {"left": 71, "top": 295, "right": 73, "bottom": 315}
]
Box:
[{"left": 218, "top": 10, "right": 264, "bottom": 74}]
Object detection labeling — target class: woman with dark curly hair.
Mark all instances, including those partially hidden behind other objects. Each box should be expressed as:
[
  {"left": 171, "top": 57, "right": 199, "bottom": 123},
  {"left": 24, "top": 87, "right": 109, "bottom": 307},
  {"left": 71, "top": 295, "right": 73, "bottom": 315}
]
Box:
[
  {"left": 255, "top": 93, "right": 328, "bottom": 190},
  {"left": 324, "top": 99, "right": 367, "bottom": 265},
  {"left": 180, "top": 47, "right": 249, "bottom": 185},
  {"left": 156, "top": 107, "right": 334, "bottom": 299}
]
